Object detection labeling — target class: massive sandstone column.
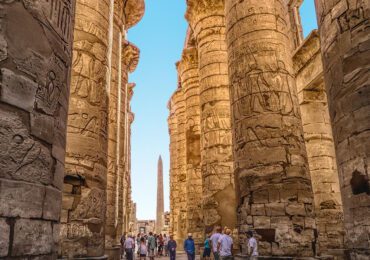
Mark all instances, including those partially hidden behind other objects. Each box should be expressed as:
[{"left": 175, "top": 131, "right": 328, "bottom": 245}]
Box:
[
  {"left": 169, "top": 87, "right": 187, "bottom": 243},
  {"left": 119, "top": 42, "right": 140, "bottom": 238},
  {"left": 156, "top": 156, "right": 165, "bottom": 233},
  {"left": 105, "top": 0, "right": 125, "bottom": 250},
  {"left": 293, "top": 31, "right": 344, "bottom": 254},
  {"left": 225, "top": 0, "right": 316, "bottom": 256},
  {"left": 168, "top": 98, "right": 178, "bottom": 238},
  {"left": 0, "top": 1, "right": 75, "bottom": 258},
  {"left": 186, "top": 0, "right": 237, "bottom": 233},
  {"left": 62, "top": 0, "right": 111, "bottom": 257},
  {"left": 315, "top": 1, "right": 370, "bottom": 258},
  {"left": 176, "top": 45, "right": 204, "bottom": 245}
]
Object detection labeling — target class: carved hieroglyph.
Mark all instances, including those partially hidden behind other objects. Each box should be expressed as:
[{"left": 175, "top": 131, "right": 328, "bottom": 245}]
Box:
[
  {"left": 168, "top": 86, "right": 187, "bottom": 243},
  {"left": 225, "top": 0, "right": 316, "bottom": 256},
  {"left": 315, "top": 0, "right": 370, "bottom": 258},
  {"left": 106, "top": 0, "right": 123, "bottom": 248},
  {"left": 176, "top": 45, "right": 204, "bottom": 244},
  {"left": 293, "top": 31, "right": 344, "bottom": 253},
  {"left": 62, "top": 0, "right": 111, "bottom": 257},
  {"left": 186, "top": 0, "right": 237, "bottom": 233},
  {"left": 0, "top": 0, "right": 75, "bottom": 258}
]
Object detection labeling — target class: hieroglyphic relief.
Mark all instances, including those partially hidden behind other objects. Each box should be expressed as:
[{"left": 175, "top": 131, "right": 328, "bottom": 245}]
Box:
[
  {"left": 185, "top": 0, "right": 236, "bottom": 232},
  {"left": 0, "top": 0, "right": 75, "bottom": 258},
  {"left": 315, "top": 1, "right": 370, "bottom": 258},
  {"left": 225, "top": 0, "right": 316, "bottom": 256}
]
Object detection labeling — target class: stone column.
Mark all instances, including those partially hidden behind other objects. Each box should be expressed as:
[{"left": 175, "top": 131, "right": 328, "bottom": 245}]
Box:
[
  {"left": 62, "top": 0, "right": 111, "bottom": 257},
  {"left": 0, "top": 1, "right": 75, "bottom": 258},
  {"left": 225, "top": 0, "right": 316, "bottom": 256},
  {"left": 106, "top": 0, "right": 125, "bottom": 250},
  {"left": 315, "top": 1, "right": 370, "bottom": 258},
  {"left": 186, "top": 0, "right": 237, "bottom": 233},
  {"left": 119, "top": 42, "right": 139, "bottom": 238},
  {"left": 177, "top": 46, "right": 204, "bottom": 245},
  {"left": 169, "top": 88, "right": 187, "bottom": 244},
  {"left": 293, "top": 31, "right": 344, "bottom": 255},
  {"left": 168, "top": 98, "right": 178, "bottom": 238}
]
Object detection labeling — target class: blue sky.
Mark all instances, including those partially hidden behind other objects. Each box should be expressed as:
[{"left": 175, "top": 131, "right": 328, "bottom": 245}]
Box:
[{"left": 128, "top": 0, "right": 318, "bottom": 220}]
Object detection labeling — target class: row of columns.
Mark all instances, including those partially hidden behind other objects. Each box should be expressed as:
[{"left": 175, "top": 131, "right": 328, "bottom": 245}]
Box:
[
  {"left": 169, "top": 0, "right": 369, "bottom": 258},
  {"left": 0, "top": 0, "right": 144, "bottom": 259}
]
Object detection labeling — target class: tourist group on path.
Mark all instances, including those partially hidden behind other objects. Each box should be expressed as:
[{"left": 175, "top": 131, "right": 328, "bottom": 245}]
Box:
[{"left": 121, "top": 228, "right": 258, "bottom": 260}]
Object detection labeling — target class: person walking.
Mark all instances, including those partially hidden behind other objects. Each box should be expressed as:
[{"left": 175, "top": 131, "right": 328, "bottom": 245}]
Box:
[
  {"left": 124, "top": 234, "right": 136, "bottom": 260},
  {"left": 164, "top": 234, "right": 169, "bottom": 256},
  {"left": 137, "top": 233, "right": 142, "bottom": 257},
  {"left": 147, "top": 232, "right": 156, "bottom": 260},
  {"left": 203, "top": 234, "right": 211, "bottom": 260},
  {"left": 120, "top": 233, "right": 126, "bottom": 260},
  {"left": 158, "top": 234, "right": 164, "bottom": 256},
  {"left": 167, "top": 235, "right": 177, "bottom": 260},
  {"left": 210, "top": 227, "right": 222, "bottom": 260},
  {"left": 184, "top": 233, "right": 195, "bottom": 260},
  {"left": 247, "top": 231, "right": 258, "bottom": 260},
  {"left": 217, "top": 229, "right": 233, "bottom": 260},
  {"left": 139, "top": 237, "right": 148, "bottom": 260}
]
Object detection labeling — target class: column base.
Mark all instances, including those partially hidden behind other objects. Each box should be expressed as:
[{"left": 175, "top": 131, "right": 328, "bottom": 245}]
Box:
[{"left": 105, "top": 246, "right": 122, "bottom": 260}]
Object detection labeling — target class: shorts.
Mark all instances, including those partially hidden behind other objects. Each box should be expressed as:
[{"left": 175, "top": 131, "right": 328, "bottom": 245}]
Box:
[
  {"left": 140, "top": 254, "right": 147, "bottom": 257},
  {"left": 203, "top": 248, "right": 211, "bottom": 257}
]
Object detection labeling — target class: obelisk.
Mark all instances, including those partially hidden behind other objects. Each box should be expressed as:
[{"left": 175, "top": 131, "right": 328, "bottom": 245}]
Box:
[{"left": 156, "top": 155, "right": 165, "bottom": 233}]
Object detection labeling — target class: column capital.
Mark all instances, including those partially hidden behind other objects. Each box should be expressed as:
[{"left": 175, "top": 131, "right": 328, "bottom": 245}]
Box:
[
  {"left": 176, "top": 47, "right": 198, "bottom": 76},
  {"left": 124, "top": 0, "right": 145, "bottom": 29},
  {"left": 185, "top": 0, "right": 225, "bottom": 26},
  {"left": 122, "top": 41, "right": 140, "bottom": 73}
]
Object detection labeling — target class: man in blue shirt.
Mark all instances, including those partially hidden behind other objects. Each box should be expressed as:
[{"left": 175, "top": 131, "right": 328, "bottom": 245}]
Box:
[{"left": 184, "top": 233, "right": 195, "bottom": 260}]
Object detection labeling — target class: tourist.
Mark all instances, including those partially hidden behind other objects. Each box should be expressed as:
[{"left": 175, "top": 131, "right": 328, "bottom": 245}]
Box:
[
  {"left": 147, "top": 232, "right": 156, "bottom": 260},
  {"left": 210, "top": 226, "right": 222, "bottom": 260},
  {"left": 137, "top": 233, "right": 142, "bottom": 256},
  {"left": 184, "top": 233, "right": 195, "bottom": 260},
  {"left": 217, "top": 229, "right": 233, "bottom": 260},
  {"left": 124, "top": 234, "right": 136, "bottom": 260},
  {"left": 158, "top": 234, "right": 164, "bottom": 256},
  {"left": 203, "top": 234, "right": 211, "bottom": 260},
  {"left": 120, "top": 233, "right": 126, "bottom": 259},
  {"left": 167, "top": 235, "right": 177, "bottom": 260},
  {"left": 247, "top": 231, "right": 258, "bottom": 259},
  {"left": 139, "top": 237, "right": 148, "bottom": 260},
  {"left": 164, "top": 234, "right": 169, "bottom": 256}
]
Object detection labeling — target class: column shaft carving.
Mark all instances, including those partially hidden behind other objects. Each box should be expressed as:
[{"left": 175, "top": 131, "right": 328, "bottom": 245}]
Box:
[
  {"left": 0, "top": 1, "right": 75, "bottom": 258},
  {"left": 186, "top": 0, "right": 237, "bottom": 233},
  {"left": 315, "top": 1, "right": 370, "bottom": 257},
  {"left": 177, "top": 47, "right": 204, "bottom": 244},
  {"left": 62, "top": 0, "right": 111, "bottom": 257},
  {"left": 225, "top": 0, "right": 316, "bottom": 256}
]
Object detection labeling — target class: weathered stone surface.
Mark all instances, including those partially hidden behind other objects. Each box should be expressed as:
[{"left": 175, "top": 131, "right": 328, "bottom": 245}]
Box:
[
  {"left": 176, "top": 36, "right": 204, "bottom": 245},
  {"left": 0, "top": 218, "right": 10, "bottom": 257},
  {"left": 12, "top": 219, "right": 53, "bottom": 256},
  {"left": 315, "top": 0, "right": 370, "bottom": 257},
  {"left": 225, "top": 0, "right": 316, "bottom": 256},
  {"left": 0, "top": 0, "right": 74, "bottom": 258},
  {"left": 62, "top": 0, "right": 111, "bottom": 256},
  {"left": 156, "top": 156, "right": 165, "bottom": 233},
  {"left": 186, "top": 0, "right": 237, "bottom": 234},
  {"left": 293, "top": 31, "right": 344, "bottom": 254}
]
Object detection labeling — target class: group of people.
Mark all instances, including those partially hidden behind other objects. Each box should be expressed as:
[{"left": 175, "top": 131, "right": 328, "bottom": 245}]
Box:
[
  {"left": 121, "top": 228, "right": 258, "bottom": 260},
  {"left": 121, "top": 233, "right": 177, "bottom": 260},
  {"left": 185, "top": 227, "right": 258, "bottom": 260}
]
